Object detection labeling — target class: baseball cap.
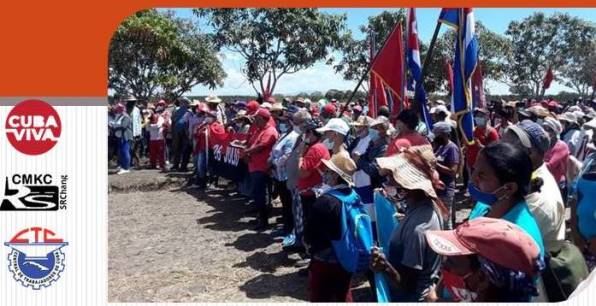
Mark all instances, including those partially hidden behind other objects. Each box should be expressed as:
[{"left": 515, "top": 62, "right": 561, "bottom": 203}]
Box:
[
  {"left": 323, "top": 103, "right": 337, "bottom": 115},
  {"left": 316, "top": 118, "right": 350, "bottom": 136},
  {"left": 246, "top": 100, "right": 260, "bottom": 115},
  {"left": 255, "top": 108, "right": 271, "bottom": 120},
  {"left": 516, "top": 120, "right": 550, "bottom": 153},
  {"left": 425, "top": 217, "right": 541, "bottom": 276},
  {"left": 432, "top": 121, "right": 452, "bottom": 135}
]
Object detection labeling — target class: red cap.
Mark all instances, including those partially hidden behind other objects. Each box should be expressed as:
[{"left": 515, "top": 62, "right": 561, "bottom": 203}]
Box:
[
  {"left": 425, "top": 217, "right": 541, "bottom": 276},
  {"left": 255, "top": 108, "right": 271, "bottom": 120},
  {"left": 247, "top": 100, "right": 260, "bottom": 115},
  {"left": 323, "top": 103, "right": 336, "bottom": 115}
]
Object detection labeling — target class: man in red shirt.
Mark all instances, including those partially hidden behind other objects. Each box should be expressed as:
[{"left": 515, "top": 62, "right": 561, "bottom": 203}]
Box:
[
  {"left": 296, "top": 120, "right": 331, "bottom": 224},
  {"left": 465, "top": 108, "right": 499, "bottom": 173},
  {"left": 244, "top": 108, "right": 279, "bottom": 230},
  {"left": 385, "top": 109, "right": 430, "bottom": 156}
]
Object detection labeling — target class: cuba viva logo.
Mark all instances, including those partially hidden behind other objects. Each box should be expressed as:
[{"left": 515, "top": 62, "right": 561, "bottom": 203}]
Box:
[{"left": 5, "top": 99, "right": 62, "bottom": 155}]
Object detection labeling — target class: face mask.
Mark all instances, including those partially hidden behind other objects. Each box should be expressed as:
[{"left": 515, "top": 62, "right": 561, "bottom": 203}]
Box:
[
  {"left": 302, "top": 133, "right": 311, "bottom": 145},
  {"left": 383, "top": 183, "right": 397, "bottom": 197},
  {"left": 467, "top": 183, "right": 506, "bottom": 206},
  {"left": 441, "top": 269, "right": 479, "bottom": 302},
  {"left": 369, "top": 129, "right": 380, "bottom": 142},
  {"left": 474, "top": 117, "right": 487, "bottom": 127},
  {"left": 278, "top": 123, "right": 289, "bottom": 133},
  {"left": 322, "top": 138, "right": 334, "bottom": 150}
]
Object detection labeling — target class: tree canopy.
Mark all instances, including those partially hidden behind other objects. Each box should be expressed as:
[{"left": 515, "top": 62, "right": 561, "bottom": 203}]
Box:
[
  {"left": 193, "top": 8, "right": 348, "bottom": 97},
  {"left": 109, "top": 9, "right": 225, "bottom": 101}
]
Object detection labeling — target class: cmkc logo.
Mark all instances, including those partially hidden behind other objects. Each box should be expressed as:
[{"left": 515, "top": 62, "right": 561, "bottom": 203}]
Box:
[
  {"left": 5, "top": 99, "right": 61, "bottom": 155},
  {"left": 4, "top": 227, "right": 68, "bottom": 289}
]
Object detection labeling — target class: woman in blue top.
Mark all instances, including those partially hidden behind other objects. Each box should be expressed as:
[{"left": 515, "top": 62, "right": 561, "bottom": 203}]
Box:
[
  {"left": 570, "top": 152, "right": 596, "bottom": 271},
  {"left": 467, "top": 142, "right": 545, "bottom": 258}
]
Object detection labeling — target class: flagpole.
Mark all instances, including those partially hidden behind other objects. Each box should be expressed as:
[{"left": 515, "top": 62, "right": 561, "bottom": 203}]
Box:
[
  {"left": 346, "top": 19, "right": 404, "bottom": 105},
  {"left": 402, "top": 14, "right": 408, "bottom": 113},
  {"left": 413, "top": 20, "right": 442, "bottom": 111}
]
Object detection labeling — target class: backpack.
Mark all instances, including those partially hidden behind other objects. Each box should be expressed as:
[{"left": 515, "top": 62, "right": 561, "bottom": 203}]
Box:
[
  {"left": 327, "top": 189, "right": 373, "bottom": 274},
  {"left": 542, "top": 240, "right": 589, "bottom": 302}
]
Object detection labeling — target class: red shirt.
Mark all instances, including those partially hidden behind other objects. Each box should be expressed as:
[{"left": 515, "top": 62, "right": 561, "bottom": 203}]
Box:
[
  {"left": 246, "top": 117, "right": 276, "bottom": 147},
  {"left": 247, "top": 124, "right": 279, "bottom": 173},
  {"left": 194, "top": 121, "right": 227, "bottom": 154},
  {"left": 297, "top": 143, "right": 331, "bottom": 191},
  {"left": 385, "top": 132, "right": 430, "bottom": 156},
  {"left": 466, "top": 126, "right": 499, "bottom": 168}
]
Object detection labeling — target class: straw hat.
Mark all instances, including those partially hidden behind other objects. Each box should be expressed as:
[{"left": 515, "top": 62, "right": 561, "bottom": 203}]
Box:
[
  {"left": 376, "top": 145, "right": 438, "bottom": 199},
  {"left": 205, "top": 94, "right": 222, "bottom": 104},
  {"left": 190, "top": 99, "right": 200, "bottom": 107},
  {"left": 527, "top": 105, "right": 550, "bottom": 118},
  {"left": 350, "top": 115, "right": 373, "bottom": 127},
  {"left": 233, "top": 109, "right": 252, "bottom": 122},
  {"left": 270, "top": 103, "right": 286, "bottom": 112},
  {"left": 321, "top": 151, "right": 356, "bottom": 186}
]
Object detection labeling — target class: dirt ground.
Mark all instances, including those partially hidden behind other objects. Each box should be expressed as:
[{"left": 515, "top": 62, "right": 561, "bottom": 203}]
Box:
[{"left": 108, "top": 169, "right": 474, "bottom": 303}]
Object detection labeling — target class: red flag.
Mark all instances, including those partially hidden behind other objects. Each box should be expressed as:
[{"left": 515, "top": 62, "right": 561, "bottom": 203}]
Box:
[
  {"left": 472, "top": 63, "right": 486, "bottom": 109},
  {"left": 543, "top": 67, "right": 554, "bottom": 90},
  {"left": 444, "top": 57, "right": 454, "bottom": 94},
  {"left": 370, "top": 24, "right": 404, "bottom": 115}
]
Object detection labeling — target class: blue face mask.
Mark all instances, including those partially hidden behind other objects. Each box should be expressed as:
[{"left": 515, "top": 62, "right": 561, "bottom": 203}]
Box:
[
  {"left": 369, "top": 128, "right": 380, "bottom": 142},
  {"left": 474, "top": 116, "right": 487, "bottom": 127},
  {"left": 468, "top": 183, "right": 500, "bottom": 206}
]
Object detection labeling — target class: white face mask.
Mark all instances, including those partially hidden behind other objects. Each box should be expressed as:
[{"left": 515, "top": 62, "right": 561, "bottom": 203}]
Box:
[{"left": 322, "top": 138, "right": 334, "bottom": 150}]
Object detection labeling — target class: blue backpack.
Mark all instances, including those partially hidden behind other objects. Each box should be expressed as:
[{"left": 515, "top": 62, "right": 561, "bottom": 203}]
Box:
[{"left": 327, "top": 189, "right": 373, "bottom": 274}]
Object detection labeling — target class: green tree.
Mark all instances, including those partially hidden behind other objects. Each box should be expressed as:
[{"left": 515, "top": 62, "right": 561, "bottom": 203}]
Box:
[
  {"left": 194, "top": 9, "right": 347, "bottom": 97},
  {"left": 558, "top": 16, "right": 596, "bottom": 96},
  {"left": 109, "top": 10, "right": 225, "bottom": 101},
  {"left": 334, "top": 10, "right": 407, "bottom": 92},
  {"left": 504, "top": 12, "right": 594, "bottom": 97},
  {"left": 427, "top": 21, "right": 511, "bottom": 94}
]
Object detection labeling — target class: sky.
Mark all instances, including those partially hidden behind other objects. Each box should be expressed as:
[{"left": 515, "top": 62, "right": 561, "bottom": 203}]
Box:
[{"left": 165, "top": 8, "right": 596, "bottom": 97}]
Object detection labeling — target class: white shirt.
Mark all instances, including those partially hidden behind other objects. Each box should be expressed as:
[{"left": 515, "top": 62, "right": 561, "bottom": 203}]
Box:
[
  {"left": 352, "top": 134, "right": 372, "bottom": 157},
  {"left": 147, "top": 116, "right": 164, "bottom": 141},
  {"left": 525, "top": 163, "right": 566, "bottom": 252},
  {"left": 131, "top": 106, "right": 142, "bottom": 137}
]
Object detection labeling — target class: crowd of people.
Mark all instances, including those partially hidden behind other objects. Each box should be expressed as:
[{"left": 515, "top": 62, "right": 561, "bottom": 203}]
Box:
[{"left": 108, "top": 94, "right": 596, "bottom": 302}]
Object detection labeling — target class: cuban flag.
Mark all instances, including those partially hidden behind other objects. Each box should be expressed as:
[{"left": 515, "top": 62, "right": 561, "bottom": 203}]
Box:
[
  {"left": 439, "top": 8, "right": 479, "bottom": 144},
  {"left": 407, "top": 8, "right": 433, "bottom": 131}
]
